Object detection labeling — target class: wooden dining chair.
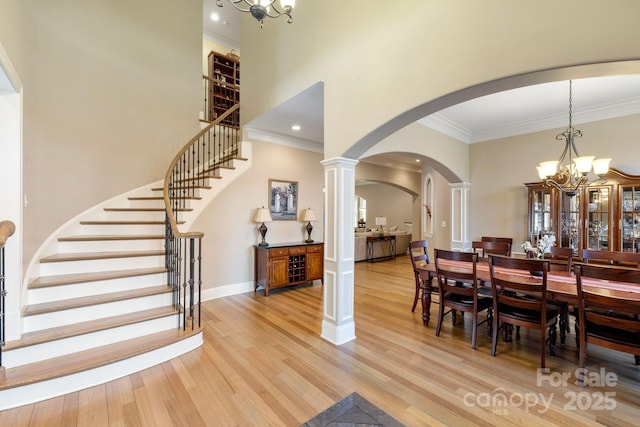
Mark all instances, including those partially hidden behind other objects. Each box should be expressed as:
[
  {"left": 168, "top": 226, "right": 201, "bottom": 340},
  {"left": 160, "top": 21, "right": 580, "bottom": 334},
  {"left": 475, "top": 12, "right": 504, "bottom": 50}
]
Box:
[
  {"left": 482, "top": 236, "right": 513, "bottom": 256},
  {"left": 546, "top": 246, "right": 574, "bottom": 271},
  {"left": 581, "top": 249, "right": 640, "bottom": 268},
  {"left": 434, "top": 249, "right": 492, "bottom": 349},
  {"left": 545, "top": 246, "right": 575, "bottom": 338},
  {"left": 488, "top": 255, "right": 558, "bottom": 368},
  {"left": 575, "top": 263, "right": 640, "bottom": 378},
  {"left": 481, "top": 241, "right": 511, "bottom": 258},
  {"left": 471, "top": 241, "right": 484, "bottom": 256},
  {"left": 472, "top": 241, "right": 510, "bottom": 259},
  {"left": 409, "top": 240, "right": 433, "bottom": 312}
]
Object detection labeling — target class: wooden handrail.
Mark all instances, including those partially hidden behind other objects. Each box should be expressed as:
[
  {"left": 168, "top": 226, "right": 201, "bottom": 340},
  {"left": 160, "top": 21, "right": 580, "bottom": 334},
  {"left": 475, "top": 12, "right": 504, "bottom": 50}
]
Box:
[
  {"left": 162, "top": 104, "right": 240, "bottom": 239},
  {"left": 0, "top": 220, "right": 15, "bottom": 250},
  {"left": 202, "top": 75, "right": 240, "bottom": 91}
]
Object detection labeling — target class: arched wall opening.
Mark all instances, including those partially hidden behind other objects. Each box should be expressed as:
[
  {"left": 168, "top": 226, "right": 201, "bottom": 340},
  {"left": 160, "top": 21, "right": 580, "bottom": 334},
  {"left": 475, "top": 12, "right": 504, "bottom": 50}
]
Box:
[{"left": 343, "top": 60, "right": 640, "bottom": 161}]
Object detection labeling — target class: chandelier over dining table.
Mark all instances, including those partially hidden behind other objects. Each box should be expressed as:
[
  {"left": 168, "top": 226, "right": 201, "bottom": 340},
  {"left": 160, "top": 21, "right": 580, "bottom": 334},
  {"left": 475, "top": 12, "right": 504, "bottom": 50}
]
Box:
[{"left": 536, "top": 80, "right": 611, "bottom": 197}]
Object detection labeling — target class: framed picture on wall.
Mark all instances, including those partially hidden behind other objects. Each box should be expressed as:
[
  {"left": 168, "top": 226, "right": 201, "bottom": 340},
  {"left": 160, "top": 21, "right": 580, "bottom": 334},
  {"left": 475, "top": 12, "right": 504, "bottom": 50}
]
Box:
[{"left": 269, "top": 179, "right": 298, "bottom": 220}]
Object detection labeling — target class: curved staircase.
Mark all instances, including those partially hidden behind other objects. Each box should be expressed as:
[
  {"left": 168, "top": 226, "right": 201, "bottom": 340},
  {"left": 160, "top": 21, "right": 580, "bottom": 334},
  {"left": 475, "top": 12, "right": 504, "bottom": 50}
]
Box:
[{"left": 0, "top": 106, "right": 249, "bottom": 410}]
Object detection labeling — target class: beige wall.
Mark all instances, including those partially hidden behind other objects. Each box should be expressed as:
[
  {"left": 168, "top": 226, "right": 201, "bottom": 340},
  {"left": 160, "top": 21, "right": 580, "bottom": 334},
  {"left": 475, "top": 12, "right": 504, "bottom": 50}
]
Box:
[
  {"left": 355, "top": 183, "right": 413, "bottom": 232},
  {"left": 240, "top": 0, "right": 640, "bottom": 161},
  {"left": 469, "top": 113, "right": 640, "bottom": 248},
  {"left": 191, "top": 140, "right": 325, "bottom": 289},
  {"left": 0, "top": 0, "right": 204, "bottom": 265}
]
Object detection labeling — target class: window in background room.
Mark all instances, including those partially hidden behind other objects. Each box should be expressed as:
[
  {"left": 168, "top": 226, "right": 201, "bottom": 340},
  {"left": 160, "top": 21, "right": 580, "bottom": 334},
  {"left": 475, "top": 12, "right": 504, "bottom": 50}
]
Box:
[
  {"left": 355, "top": 195, "right": 367, "bottom": 228},
  {"left": 424, "top": 175, "right": 434, "bottom": 236}
]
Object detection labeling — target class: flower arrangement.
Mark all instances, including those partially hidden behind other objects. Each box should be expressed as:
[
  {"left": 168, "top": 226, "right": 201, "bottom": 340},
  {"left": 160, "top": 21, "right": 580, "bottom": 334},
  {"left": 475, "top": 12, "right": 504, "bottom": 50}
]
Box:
[{"left": 521, "top": 233, "right": 556, "bottom": 259}]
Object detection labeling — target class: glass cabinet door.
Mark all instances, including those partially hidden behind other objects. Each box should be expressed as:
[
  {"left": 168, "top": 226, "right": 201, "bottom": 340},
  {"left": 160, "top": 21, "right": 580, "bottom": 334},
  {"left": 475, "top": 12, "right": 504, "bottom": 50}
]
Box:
[
  {"left": 620, "top": 185, "right": 640, "bottom": 252},
  {"left": 529, "top": 187, "right": 553, "bottom": 241},
  {"left": 560, "top": 192, "right": 581, "bottom": 255},
  {"left": 585, "top": 187, "right": 611, "bottom": 251}
]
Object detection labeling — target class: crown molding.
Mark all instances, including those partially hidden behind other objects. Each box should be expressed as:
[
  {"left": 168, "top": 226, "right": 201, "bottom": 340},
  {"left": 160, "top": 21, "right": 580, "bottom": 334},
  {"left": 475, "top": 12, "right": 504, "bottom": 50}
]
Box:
[
  {"left": 203, "top": 30, "right": 240, "bottom": 52},
  {"left": 246, "top": 128, "right": 324, "bottom": 154},
  {"left": 419, "top": 96, "right": 640, "bottom": 144},
  {"left": 417, "top": 113, "right": 472, "bottom": 143}
]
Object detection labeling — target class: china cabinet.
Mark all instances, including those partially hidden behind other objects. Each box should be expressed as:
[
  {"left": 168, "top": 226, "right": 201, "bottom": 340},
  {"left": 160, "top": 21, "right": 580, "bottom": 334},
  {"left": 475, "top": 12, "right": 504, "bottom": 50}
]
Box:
[{"left": 526, "top": 168, "right": 640, "bottom": 255}]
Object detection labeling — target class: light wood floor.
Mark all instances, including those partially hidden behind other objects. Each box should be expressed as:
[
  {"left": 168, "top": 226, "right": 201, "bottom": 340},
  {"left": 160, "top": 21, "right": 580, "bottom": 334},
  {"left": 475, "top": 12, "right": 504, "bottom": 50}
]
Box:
[{"left": 1, "top": 255, "right": 639, "bottom": 426}]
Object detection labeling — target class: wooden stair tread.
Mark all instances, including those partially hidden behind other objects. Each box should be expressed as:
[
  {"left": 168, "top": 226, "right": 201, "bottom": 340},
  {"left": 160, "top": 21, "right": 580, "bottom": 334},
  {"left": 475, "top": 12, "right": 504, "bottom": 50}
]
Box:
[
  {"left": 39, "top": 249, "right": 165, "bottom": 263},
  {"left": 151, "top": 185, "right": 211, "bottom": 191},
  {"left": 58, "top": 234, "right": 165, "bottom": 242},
  {"left": 28, "top": 266, "right": 167, "bottom": 289},
  {"left": 4, "top": 306, "right": 177, "bottom": 351},
  {"left": 0, "top": 326, "right": 201, "bottom": 391},
  {"left": 200, "top": 165, "right": 235, "bottom": 174},
  {"left": 23, "top": 285, "right": 172, "bottom": 316},
  {"left": 103, "top": 207, "right": 192, "bottom": 212},
  {"left": 173, "top": 176, "right": 222, "bottom": 183},
  {"left": 128, "top": 196, "right": 202, "bottom": 201},
  {"left": 79, "top": 220, "right": 183, "bottom": 225}
]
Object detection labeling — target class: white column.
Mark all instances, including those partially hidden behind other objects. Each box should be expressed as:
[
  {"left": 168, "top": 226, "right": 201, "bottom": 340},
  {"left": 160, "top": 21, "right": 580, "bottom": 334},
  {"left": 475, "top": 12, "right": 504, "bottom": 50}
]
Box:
[
  {"left": 449, "top": 182, "right": 471, "bottom": 252},
  {"left": 320, "top": 157, "right": 358, "bottom": 345}
]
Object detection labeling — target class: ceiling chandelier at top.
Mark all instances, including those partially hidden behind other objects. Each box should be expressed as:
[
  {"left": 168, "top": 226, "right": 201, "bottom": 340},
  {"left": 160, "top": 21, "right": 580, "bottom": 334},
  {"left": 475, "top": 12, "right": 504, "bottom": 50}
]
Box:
[
  {"left": 536, "top": 80, "right": 611, "bottom": 197},
  {"left": 216, "top": 0, "right": 295, "bottom": 28}
]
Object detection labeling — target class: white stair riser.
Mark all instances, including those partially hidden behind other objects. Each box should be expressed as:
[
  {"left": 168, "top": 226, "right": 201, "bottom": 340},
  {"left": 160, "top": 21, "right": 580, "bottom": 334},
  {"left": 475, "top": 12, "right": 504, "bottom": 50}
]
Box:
[
  {"left": 57, "top": 239, "right": 165, "bottom": 253},
  {"left": 3, "top": 315, "right": 179, "bottom": 368},
  {"left": 28, "top": 273, "right": 168, "bottom": 304},
  {"left": 126, "top": 199, "right": 195, "bottom": 209},
  {"left": 101, "top": 211, "right": 167, "bottom": 221},
  {"left": 38, "top": 255, "right": 165, "bottom": 276},
  {"left": 23, "top": 292, "right": 174, "bottom": 332},
  {"left": 77, "top": 224, "right": 166, "bottom": 235}
]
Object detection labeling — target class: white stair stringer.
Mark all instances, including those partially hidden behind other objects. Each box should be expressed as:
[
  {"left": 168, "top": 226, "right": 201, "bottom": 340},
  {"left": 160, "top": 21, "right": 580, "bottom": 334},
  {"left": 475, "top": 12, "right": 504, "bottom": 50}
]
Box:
[
  {"left": 0, "top": 331, "right": 203, "bottom": 412},
  {"left": 0, "top": 140, "right": 252, "bottom": 410},
  {"left": 172, "top": 140, "right": 252, "bottom": 233}
]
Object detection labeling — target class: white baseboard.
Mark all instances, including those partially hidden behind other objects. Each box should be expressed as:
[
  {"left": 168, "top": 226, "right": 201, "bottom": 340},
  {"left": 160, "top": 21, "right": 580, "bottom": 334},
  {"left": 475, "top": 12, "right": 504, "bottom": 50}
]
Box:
[{"left": 201, "top": 281, "right": 255, "bottom": 301}]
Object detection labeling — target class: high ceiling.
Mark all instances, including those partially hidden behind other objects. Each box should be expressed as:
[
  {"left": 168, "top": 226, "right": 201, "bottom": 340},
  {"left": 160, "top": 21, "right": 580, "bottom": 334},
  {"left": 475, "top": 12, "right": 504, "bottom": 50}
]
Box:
[{"left": 203, "top": 2, "right": 640, "bottom": 173}]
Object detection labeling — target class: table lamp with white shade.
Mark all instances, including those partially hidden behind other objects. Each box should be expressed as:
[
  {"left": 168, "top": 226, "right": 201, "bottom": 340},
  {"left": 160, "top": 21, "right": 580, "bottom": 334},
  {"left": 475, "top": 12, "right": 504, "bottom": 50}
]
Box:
[
  {"left": 253, "top": 206, "right": 272, "bottom": 246},
  {"left": 301, "top": 208, "right": 318, "bottom": 243},
  {"left": 375, "top": 216, "right": 387, "bottom": 233}
]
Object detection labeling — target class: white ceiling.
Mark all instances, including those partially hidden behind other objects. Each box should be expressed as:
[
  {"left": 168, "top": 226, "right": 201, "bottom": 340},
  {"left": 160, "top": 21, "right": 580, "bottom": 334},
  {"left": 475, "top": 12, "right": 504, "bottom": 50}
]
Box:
[
  {"left": 203, "top": 2, "right": 640, "bottom": 172},
  {"left": 203, "top": 0, "right": 241, "bottom": 49}
]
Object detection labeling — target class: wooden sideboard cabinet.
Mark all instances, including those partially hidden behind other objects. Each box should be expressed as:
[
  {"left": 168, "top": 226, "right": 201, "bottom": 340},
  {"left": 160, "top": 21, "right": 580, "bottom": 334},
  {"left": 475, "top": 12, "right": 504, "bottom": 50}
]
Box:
[{"left": 254, "top": 242, "right": 324, "bottom": 296}]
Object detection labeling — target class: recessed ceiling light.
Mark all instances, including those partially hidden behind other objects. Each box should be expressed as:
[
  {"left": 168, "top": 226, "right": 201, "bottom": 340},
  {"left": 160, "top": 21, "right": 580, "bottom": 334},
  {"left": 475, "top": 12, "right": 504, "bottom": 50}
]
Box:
[
  {"left": 416, "top": 159, "right": 421, "bottom": 163},
  {"left": 291, "top": 124, "right": 301, "bottom": 131},
  {"left": 210, "top": 13, "right": 220, "bottom": 22}
]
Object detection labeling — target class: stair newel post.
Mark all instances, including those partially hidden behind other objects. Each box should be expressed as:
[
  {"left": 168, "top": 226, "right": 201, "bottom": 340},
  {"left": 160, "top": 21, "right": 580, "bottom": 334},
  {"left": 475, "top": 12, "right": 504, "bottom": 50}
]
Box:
[
  {"left": 197, "top": 237, "right": 202, "bottom": 329},
  {"left": 188, "top": 237, "right": 195, "bottom": 330},
  {"left": 181, "top": 238, "right": 187, "bottom": 331}
]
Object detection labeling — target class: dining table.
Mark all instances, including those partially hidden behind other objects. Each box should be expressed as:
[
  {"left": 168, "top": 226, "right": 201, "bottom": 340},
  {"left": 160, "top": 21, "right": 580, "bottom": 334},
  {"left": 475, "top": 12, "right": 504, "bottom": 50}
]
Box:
[{"left": 416, "top": 258, "right": 640, "bottom": 335}]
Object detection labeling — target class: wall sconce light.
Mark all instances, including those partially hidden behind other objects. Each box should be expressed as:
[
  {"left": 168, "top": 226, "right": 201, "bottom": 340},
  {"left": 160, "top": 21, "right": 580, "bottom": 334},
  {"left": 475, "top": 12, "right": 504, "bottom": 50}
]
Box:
[
  {"left": 253, "top": 206, "right": 272, "bottom": 246},
  {"left": 300, "top": 208, "right": 317, "bottom": 243}
]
